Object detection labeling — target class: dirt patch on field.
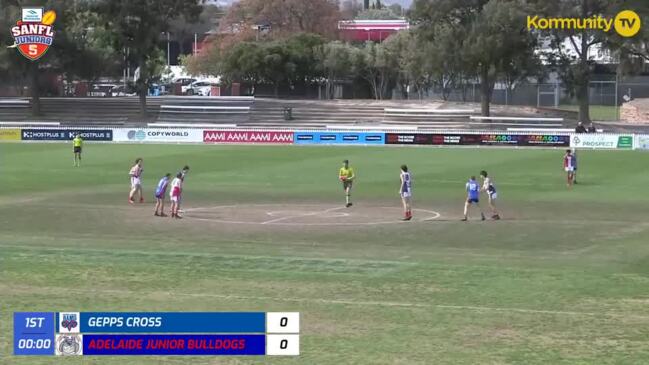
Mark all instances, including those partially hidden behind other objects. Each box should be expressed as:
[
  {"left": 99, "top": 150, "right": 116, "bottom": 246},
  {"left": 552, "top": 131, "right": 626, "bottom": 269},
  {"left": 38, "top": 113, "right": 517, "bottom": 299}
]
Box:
[{"left": 184, "top": 203, "right": 441, "bottom": 227}]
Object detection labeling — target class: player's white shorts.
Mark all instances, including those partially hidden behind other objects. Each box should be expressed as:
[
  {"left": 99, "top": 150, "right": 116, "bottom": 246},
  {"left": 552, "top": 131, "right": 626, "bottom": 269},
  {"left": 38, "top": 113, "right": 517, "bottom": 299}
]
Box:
[
  {"left": 131, "top": 176, "right": 141, "bottom": 188},
  {"left": 565, "top": 167, "right": 574, "bottom": 172},
  {"left": 401, "top": 191, "right": 412, "bottom": 199},
  {"left": 488, "top": 192, "right": 498, "bottom": 200},
  {"left": 170, "top": 195, "right": 180, "bottom": 203}
]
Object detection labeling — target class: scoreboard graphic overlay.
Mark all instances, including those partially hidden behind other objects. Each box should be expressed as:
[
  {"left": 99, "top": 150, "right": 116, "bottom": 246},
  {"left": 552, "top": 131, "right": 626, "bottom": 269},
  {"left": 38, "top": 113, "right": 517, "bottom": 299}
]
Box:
[{"left": 14, "top": 312, "right": 299, "bottom": 356}]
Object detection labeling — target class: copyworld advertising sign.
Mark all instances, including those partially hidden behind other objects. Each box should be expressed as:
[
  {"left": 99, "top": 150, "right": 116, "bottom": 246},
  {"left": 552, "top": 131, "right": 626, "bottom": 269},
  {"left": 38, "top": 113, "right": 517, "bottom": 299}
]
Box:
[
  {"left": 527, "top": 10, "right": 641, "bottom": 37},
  {"left": 113, "top": 129, "right": 203, "bottom": 143},
  {"left": 8, "top": 8, "right": 56, "bottom": 61},
  {"left": 571, "top": 134, "right": 633, "bottom": 149}
]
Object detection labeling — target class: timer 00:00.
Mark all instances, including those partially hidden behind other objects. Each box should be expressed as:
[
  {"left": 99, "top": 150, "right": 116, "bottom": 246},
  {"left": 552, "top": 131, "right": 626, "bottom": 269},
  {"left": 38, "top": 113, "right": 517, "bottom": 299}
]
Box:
[{"left": 18, "top": 338, "right": 51, "bottom": 349}]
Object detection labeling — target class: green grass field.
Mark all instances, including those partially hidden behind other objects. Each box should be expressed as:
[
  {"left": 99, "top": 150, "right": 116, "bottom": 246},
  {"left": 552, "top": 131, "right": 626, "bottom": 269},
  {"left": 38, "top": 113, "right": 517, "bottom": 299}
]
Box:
[{"left": 2, "top": 143, "right": 649, "bottom": 364}]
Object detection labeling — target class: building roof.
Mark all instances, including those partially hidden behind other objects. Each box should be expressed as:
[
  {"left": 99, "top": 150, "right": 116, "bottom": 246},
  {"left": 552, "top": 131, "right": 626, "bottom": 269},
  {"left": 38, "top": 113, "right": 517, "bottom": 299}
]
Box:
[{"left": 338, "top": 19, "right": 410, "bottom": 31}]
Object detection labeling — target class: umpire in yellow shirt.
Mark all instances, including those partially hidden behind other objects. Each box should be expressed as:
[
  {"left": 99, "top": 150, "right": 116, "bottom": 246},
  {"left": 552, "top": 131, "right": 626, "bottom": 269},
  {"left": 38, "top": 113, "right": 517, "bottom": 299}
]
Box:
[
  {"left": 73, "top": 134, "right": 83, "bottom": 167},
  {"left": 339, "top": 159, "right": 355, "bottom": 207}
]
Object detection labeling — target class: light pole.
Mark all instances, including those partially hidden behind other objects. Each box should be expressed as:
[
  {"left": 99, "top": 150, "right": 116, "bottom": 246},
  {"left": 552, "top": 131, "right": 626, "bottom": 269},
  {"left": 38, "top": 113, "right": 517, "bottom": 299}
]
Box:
[{"left": 167, "top": 32, "right": 170, "bottom": 65}]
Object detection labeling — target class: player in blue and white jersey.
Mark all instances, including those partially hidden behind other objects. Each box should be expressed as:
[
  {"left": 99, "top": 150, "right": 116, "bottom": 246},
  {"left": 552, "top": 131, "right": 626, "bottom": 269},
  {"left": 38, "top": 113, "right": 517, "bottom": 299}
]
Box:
[
  {"left": 399, "top": 165, "right": 412, "bottom": 221},
  {"left": 154, "top": 173, "right": 171, "bottom": 217},
  {"left": 480, "top": 170, "right": 500, "bottom": 220},
  {"left": 462, "top": 176, "right": 485, "bottom": 221}
]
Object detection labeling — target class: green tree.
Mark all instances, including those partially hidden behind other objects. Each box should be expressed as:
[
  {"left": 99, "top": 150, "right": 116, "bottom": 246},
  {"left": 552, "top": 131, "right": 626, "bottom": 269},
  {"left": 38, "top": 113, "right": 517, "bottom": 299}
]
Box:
[
  {"left": 605, "top": 1, "right": 649, "bottom": 76},
  {"left": 284, "top": 33, "right": 326, "bottom": 90},
  {"left": 95, "top": 0, "right": 202, "bottom": 116},
  {"left": 316, "top": 41, "right": 357, "bottom": 99},
  {"left": 382, "top": 31, "right": 412, "bottom": 98},
  {"left": 536, "top": 0, "right": 615, "bottom": 122},
  {"left": 0, "top": 0, "right": 121, "bottom": 115},
  {"left": 411, "top": 0, "right": 538, "bottom": 115},
  {"left": 356, "top": 8, "right": 402, "bottom": 20},
  {"left": 259, "top": 41, "right": 293, "bottom": 97},
  {"left": 222, "top": 42, "right": 265, "bottom": 88},
  {"left": 402, "top": 36, "right": 435, "bottom": 99}
]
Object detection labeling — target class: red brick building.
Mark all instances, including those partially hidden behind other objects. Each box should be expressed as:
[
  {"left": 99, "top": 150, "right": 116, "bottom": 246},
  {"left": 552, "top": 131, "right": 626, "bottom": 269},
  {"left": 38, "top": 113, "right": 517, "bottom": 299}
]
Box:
[{"left": 338, "top": 19, "right": 409, "bottom": 42}]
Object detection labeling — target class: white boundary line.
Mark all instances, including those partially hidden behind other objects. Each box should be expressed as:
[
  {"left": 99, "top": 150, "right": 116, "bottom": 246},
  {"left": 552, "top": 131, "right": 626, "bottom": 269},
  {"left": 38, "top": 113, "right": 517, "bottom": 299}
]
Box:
[
  {"left": 6, "top": 285, "right": 646, "bottom": 319},
  {"left": 185, "top": 204, "right": 441, "bottom": 226}
]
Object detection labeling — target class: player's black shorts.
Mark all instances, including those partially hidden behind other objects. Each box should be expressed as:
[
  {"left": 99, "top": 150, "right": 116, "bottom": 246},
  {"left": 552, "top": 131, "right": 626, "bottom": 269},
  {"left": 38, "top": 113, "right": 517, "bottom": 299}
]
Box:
[
  {"left": 467, "top": 198, "right": 479, "bottom": 204},
  {"left": 74, "top": 146, "right": 82, "bottom": 153},
  {"left": 343, "top": 181, "right": 353, "bottom": 190}
]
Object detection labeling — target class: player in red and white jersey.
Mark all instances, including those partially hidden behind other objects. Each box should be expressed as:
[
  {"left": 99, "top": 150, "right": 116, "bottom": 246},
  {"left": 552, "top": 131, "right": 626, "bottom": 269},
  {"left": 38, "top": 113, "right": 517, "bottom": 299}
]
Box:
[
  {"left": 563, "top": 149, "right": 574, "bottom": 188},
  {"left": 169, "top": 173, "right": 183, "bottom": 219},
  {"left": 128, "top": 158, "right": 144, "bottom": 204}
]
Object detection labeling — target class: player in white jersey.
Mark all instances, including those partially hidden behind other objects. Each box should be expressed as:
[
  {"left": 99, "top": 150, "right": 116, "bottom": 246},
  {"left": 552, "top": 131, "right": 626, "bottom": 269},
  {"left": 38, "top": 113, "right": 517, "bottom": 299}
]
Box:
[
  {"left": 399, "top": 165, "right": 412, "bottom": 221},
  {"left": 176, "top": 165, "right": 190, "bottom": 214},
  {"left": 128, "top": 158, "right": 144, "bottom": 204},
  {"left": 480, "top": 170, "right": 500, "bottom": 220},
  {"left": 169, "top": 173, "right": 183, "bottom": 219}
]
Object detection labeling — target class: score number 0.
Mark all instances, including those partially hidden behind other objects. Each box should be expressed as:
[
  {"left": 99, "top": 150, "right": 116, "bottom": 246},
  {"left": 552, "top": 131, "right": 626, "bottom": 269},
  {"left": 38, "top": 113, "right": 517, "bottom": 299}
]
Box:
[{"left": 266, "top": 312, "right": 300, "bottom": 356}]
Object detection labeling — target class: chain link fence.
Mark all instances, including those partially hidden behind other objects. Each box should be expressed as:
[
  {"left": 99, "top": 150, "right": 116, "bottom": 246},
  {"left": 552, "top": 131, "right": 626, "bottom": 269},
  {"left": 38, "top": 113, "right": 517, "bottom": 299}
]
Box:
[{"left": 408, "top": 77, "right": 649, "bottom": 121}]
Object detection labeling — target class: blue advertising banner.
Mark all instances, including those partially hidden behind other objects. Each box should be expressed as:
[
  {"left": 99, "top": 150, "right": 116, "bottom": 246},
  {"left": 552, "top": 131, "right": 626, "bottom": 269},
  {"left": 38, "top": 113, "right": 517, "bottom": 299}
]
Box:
[
  {"left": 14, "top": 312, "right": 56, "bottom": 355},
  {"left": 294, "top": 131, "right": 385, "bottom": 145},
  {"left": 77, "top": 312, "right": 266, "bottom": 333},
  {"left": 83, "top": 334, "right": 265, "bottom": 355},
  {"left": 21, "top": 129, "right": 113, "bottom": 141}
]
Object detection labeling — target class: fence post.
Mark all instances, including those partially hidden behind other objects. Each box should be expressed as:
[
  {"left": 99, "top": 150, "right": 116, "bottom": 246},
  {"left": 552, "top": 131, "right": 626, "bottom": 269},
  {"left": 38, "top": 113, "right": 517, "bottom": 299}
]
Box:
[{"left": 615, "top": 74, "right": 619, "bottom": 121}]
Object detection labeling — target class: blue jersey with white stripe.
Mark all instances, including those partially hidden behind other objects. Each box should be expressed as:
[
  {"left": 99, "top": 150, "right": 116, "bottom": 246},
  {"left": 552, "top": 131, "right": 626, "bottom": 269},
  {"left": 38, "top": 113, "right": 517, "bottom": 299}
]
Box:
[
  {"left": 155, "top": 176, "right": 169, "bottom": 196},
  {"left": 466, "top": 179, "right": 480, "bottom": 200}
]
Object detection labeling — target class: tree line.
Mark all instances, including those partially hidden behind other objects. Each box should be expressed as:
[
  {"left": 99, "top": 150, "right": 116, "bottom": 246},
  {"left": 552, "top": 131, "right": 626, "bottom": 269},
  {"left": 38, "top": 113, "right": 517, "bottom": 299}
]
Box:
[
  {"left": 1, "top": 0, "right": 648, "bottom": 122},
  {"left": 186, "top": 0, "right": 649, "bottom": 121}
]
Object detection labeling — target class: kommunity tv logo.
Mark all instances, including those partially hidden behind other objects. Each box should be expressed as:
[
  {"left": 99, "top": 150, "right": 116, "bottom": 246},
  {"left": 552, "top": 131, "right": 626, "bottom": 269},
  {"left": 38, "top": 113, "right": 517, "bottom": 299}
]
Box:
[{"left": 527, "top": 10, "right": 641, "bottom": 37}]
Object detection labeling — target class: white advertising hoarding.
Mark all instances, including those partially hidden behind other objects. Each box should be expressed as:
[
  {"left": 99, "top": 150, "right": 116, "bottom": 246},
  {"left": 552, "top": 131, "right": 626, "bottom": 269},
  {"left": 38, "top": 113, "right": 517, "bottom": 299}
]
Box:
[{"left": 113, "top": 128, "right": 203, "bottom": 143}]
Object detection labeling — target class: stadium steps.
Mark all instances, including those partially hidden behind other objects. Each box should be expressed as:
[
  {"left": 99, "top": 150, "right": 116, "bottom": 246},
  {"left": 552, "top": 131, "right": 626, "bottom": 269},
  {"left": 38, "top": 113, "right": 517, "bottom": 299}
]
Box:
[
  {"left": 0, "top": 97, "right": 255, "bottom": 124},
  {"left": 0, "top": 96, "right": 580, "bottom": 130},
  {"left": 250, "top": 98, "right": 475, "bottom": 126}
]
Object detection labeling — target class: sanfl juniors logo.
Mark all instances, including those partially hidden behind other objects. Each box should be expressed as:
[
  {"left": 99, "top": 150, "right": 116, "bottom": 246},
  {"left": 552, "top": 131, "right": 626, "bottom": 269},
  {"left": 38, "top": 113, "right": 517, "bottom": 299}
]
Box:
[{"left": 8, "top": 7, "right": 56, "bottom": 61}]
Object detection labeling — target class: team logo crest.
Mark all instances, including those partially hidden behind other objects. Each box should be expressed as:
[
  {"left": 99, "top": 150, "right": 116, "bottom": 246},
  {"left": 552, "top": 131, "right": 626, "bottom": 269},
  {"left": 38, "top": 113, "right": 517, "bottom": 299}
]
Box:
[
  {"left": 9, "top": 7, "right": 56, "bottom": 61},
  {"left": 58, "top": 312, "right": 80, "bottom": 333},
  {"left": 55, "top": 334, "right": 83, "bottom": 356}
]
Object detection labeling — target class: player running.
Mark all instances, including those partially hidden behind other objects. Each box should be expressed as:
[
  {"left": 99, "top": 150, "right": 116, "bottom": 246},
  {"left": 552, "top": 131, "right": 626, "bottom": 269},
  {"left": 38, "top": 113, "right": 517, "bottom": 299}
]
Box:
[
  {"left": 463, "top": 176, "right": 485, "bottom": 221},
  {"left": 480, "top": 170, "right": 500, "bottom": 220},
  {"left": 169, "top": 173, "right": 183, "bottom": 219},
  {"left": 154, "top": 173, "right": 171, "bottom": 217},
  {"left": 563, "top": 149, "right": 575, "bottom": 187},
  {"left": 339, "top": 160, "right": 355, "bottom": 208},
  {"left": 128, "top": 158, "right": 144, "bottom": 204},
  {"left": 72, "top": 134, "right": 83, "bottom": 167},
  {"left": 399, "top": 165, "right": 412, "bottom": 221}
]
